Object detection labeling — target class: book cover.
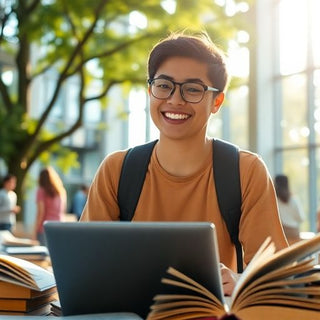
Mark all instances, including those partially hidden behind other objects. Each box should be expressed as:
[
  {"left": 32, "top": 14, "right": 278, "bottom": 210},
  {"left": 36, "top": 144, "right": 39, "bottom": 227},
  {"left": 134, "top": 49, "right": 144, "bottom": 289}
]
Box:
[{"left": 147, "top": 234, "right": 320, "bottom": 320}]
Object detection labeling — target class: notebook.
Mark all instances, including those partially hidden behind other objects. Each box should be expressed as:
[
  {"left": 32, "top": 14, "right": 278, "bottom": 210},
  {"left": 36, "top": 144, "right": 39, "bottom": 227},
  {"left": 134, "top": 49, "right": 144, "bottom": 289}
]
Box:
[{"left": 44, "top": 221, "right": 224, "bottom": 318}]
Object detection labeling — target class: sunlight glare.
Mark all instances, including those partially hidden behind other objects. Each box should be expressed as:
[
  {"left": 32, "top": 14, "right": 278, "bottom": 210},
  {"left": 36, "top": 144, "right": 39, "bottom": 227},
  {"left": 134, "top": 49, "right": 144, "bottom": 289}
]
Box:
[
  {"left": 279, "top": 0, "right": 308, "bottom": 75},
  {"left": 129, "top": 11, "right": 147, "bottom": 29},
  {"left": 311, "top": 0, "right": 320, "bottom": 66},
  {"left": 161, "top": 0, "right": 176, "bottom": 15},
  {"left": 1, "top": 70, "right": 13, "bottom": 85},
  {"left": 227, "top": 40, "right": 249, "bottom": 78}
]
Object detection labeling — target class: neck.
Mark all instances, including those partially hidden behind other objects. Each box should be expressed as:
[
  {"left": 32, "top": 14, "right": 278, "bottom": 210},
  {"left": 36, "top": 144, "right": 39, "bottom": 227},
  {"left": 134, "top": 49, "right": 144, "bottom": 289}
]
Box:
[{"left": 155, "top": 136, "right": 212, "bottom": 176}]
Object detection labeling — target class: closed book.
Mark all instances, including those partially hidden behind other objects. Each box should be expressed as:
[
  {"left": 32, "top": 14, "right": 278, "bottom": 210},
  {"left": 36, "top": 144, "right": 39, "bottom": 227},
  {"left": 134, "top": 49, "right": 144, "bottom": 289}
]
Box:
[
  {"left": 0, "top": 280, "right": 57, "bottom": 299},
  {"left": 4, "top": 246, "right": 49, "bottom": 261},
  {"left": 0, "top": 302, "right": 51, "bottom": 315},
  {"left": 0, "top": 292, "right": 56, "bottom": 312},
  {"left": 50, "top": 299, "right": 62, "bottom": 316}
]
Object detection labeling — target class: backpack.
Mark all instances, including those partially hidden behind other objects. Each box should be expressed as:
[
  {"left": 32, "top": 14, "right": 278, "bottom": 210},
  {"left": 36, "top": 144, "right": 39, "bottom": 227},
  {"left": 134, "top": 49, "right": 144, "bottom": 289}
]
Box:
[{"left": 117, "top": 139, "right": 243, "bottom": 273}]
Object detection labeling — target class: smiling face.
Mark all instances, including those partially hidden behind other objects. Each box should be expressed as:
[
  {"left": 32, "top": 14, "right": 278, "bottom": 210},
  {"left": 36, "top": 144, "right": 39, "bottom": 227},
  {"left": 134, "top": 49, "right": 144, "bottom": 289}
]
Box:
[{"left": 149, "top": 56, "right": 224, "bottom": 142}]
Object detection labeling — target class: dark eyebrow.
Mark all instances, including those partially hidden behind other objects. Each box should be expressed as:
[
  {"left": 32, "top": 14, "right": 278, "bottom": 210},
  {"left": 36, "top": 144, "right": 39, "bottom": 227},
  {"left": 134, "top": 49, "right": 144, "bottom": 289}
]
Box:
[{"left": 155, "top": 74, "right": 205, "bottom": 84}]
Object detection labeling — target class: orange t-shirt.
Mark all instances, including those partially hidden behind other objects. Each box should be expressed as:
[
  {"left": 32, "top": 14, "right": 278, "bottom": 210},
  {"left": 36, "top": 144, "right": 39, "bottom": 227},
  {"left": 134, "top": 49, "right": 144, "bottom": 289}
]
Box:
[{"left": 81, "top": 145, "right": 288, "bottom": 272}]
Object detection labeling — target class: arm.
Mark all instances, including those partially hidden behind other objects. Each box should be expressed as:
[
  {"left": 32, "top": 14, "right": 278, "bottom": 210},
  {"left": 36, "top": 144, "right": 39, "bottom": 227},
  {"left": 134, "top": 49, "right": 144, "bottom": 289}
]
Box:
[
  {"left": 239, "top": 152, "right": 288, "bottom": 266},
  {"left": 219, "top": 152, "right": 289, "bottom": 295},
  {"left": 33, "top": 189, "right": 46, "bottom": 239},
  {"left": 33, "top": 200, "right": 45, "bottom": 240}
]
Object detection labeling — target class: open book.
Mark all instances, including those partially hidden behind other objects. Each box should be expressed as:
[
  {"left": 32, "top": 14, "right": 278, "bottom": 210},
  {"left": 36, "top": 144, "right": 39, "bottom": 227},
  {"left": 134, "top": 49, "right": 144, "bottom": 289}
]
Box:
[
  {"left": 147, "top": 234, "right": 320, "bottom": 320},
  {"left": 0, "top": 254, "right": 56, "bottom": 291}
]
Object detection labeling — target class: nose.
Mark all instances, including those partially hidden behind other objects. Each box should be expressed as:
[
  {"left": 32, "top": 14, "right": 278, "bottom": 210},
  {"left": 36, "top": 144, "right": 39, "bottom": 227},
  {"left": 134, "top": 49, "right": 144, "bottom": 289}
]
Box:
[{"left": 167, "top": 84, "right": 186, "bottom": 105}]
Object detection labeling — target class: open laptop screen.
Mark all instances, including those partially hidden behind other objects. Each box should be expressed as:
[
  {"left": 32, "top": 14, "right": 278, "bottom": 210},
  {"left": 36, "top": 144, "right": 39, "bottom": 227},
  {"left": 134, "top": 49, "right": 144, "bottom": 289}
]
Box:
[{"left": 45, "top": 221, "right": 224, "bottom": 318}]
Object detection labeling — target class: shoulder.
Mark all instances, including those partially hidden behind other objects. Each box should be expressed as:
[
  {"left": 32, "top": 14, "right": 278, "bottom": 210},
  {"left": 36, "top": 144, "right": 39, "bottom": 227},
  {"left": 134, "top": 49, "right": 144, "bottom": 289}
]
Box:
[
  {"left": 92, "top": 149, "right": 129, "bottom": 192},
  {"left": 99, "top": 149, "right": 128, "bottom": 174},
  {"left": 239, "top": 149, "right": 268, "bottom": 173},
  {"left": 238, "top": 149, "right": 274, "bottom": 195}
]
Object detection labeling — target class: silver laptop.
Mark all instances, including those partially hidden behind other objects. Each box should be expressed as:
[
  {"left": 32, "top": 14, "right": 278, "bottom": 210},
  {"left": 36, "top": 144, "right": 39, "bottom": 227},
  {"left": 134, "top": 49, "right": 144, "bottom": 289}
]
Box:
[{"left": 44, "top": 221, "right": 224, "bottom": 318}]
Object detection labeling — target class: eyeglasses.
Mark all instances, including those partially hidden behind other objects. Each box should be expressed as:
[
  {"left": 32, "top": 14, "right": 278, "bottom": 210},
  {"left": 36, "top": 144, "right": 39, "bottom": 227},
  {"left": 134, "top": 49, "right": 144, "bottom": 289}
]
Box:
[{"left": 148, "top": 78, "right": 220, "bottom": 103}]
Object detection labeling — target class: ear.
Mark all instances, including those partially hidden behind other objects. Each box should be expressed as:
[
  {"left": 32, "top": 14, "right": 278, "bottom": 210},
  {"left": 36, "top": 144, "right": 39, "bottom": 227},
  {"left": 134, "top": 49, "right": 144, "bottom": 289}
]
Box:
[{"left": 211, "top": 92, "right": 224, "bottom": 114}]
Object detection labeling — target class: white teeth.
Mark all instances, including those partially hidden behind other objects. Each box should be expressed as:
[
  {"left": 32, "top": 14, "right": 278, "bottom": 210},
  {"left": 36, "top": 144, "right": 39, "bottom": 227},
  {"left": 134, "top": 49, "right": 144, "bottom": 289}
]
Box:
[{"left": 164, "top": 112, "right": 189, "bottom": 120}]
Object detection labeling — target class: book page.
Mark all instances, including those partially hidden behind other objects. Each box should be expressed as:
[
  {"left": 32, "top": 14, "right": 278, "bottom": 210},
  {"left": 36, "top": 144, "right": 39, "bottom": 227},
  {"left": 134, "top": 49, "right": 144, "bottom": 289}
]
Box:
[
  {"left": 232, "top": 258, "right": 317, "bottom": 308},
  {"left": 0, "top": 255, "right": 55, "bottom": 290},
  {"left": 147, "top": 267, "right": 226, "bottom": 320},
  {"left": 232, "top": 233, "right": 320, "bottom": 303}
]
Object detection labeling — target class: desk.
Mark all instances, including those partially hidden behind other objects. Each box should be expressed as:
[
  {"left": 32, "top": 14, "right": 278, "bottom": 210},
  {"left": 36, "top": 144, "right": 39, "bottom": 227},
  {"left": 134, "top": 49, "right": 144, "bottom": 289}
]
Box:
[{"left": 0, "top": 313, "right": 143, "bottom": 319}]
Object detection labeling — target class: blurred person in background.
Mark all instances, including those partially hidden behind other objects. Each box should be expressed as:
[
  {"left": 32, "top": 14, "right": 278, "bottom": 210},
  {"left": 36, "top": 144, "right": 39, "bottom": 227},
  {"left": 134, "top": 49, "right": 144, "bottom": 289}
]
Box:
[
  {"left": 70, "top": 184, "right": 89, "bottom": 220},
  {"left": 274, "top": 174, "right": 305, "bottom": 244},
  {"left": 0, "top": 174, "right": 21, "bottom": 232},
  {"left": 33, "top": 167, "right": 66, "bottom": 245}
]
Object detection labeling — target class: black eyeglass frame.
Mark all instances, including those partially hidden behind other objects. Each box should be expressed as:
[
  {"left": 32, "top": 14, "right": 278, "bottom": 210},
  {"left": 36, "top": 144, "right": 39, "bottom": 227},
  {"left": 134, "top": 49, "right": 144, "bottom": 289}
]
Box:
[{"left": 147, "top": 77, "right": 220, "bottom": 103}]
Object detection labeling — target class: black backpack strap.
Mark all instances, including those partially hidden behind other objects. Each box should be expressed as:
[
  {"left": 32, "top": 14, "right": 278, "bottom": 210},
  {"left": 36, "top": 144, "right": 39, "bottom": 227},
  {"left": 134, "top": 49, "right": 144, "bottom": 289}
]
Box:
[
  {"left": 213, "top": 138, "right": 243, "bottom": 273},
  {"left": 118, "top": 140, "right": 158, "bottom": 221},
  {"left": 118, "top": 138, "right": 243, "bottom": 272}
]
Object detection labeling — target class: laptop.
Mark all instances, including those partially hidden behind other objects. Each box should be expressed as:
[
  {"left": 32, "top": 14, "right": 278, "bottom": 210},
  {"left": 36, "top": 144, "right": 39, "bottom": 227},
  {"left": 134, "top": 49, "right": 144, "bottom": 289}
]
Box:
[{"left": 44, "top": 221, "right": 224, "bottom": 318}]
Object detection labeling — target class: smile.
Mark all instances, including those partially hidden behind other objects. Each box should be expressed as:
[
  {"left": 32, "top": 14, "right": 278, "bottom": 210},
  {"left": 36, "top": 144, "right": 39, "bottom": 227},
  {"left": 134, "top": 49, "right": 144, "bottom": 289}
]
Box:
[{"left": 163, "top": 112, "right": 190, "bottom": 120}]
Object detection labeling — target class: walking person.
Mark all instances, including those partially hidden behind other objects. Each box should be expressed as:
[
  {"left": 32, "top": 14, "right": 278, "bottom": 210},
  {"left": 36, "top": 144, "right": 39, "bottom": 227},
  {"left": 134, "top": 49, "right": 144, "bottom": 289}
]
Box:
[
  {"left": 0, "top": 174, "right": 21, "bottom": 232},
  {"left": 274, "top": 174, "right": 305, "bottom": 244},
  {"left": 33, "top": 167, "right": 66, "bottom": 245}
]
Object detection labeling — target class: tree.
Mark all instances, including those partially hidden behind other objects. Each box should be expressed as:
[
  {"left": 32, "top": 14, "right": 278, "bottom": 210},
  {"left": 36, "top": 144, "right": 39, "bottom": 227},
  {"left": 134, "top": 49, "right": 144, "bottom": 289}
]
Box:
[{"left": 0, "top": 0, "right": 248, "bottom": 213}]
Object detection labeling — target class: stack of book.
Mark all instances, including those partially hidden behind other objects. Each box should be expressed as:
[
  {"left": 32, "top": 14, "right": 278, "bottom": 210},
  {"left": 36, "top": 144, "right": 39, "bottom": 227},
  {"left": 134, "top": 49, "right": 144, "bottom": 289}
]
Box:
[
  {"left": 50, "top": 299, "right": 62, "bottom": 316},
  {"left": 0, "top": 254, "right": 57, "bottom": 316},
  {"left": 0, "top": 230, "right": 50, "bottom": 267}
]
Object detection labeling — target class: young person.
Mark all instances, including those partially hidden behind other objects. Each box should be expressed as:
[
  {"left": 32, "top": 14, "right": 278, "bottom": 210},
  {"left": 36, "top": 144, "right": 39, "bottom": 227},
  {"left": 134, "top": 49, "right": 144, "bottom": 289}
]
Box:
[
  {"left": 81, "top": 32, "right": 288, "bottom": 295},
  {"left": 274, "top": 174, "right": 305, "bottom": 244},
  {"left": 70, "top": 184, "right": 89, "bottom": 220},
  {"left": 33, "top": 167, "right": 66, "bottom": 245},
  {"left": 0, "top": 174, "right": 21, "bottom": 232}
]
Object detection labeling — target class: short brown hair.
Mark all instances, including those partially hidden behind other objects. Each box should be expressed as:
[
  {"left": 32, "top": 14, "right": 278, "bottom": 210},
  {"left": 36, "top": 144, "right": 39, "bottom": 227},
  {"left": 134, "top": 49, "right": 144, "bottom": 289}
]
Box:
[{"left": 147, "top": 32, "right": 229, "bottom": 92}]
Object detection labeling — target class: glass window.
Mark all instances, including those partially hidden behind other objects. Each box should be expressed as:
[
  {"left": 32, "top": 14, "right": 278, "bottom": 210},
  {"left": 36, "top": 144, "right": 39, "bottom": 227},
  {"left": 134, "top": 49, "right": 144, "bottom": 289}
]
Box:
[
  {"left": 65, "top": 78, "right": 81, "bottom": 122},
  {"left": 229, "top": 85, "right": 249, "bottom": 149},
  {"left": 314, "top": 70, "right": 320, "bottom": 143},
  {"left": 311, "top": 0, "right": 320, "bottom": 67},
  {"left": 282, "top": 148, "right": 309, "bottom": 230},
  {"left": 280, "top": 74, "right": 308, "bottom": 147},
  {"left": 316, "top": 148, "right": 320, "bottom": 213},
  {"left": 279, "top": 0, "right": 308, "bottom": 75},
  {"left": 275, "top": 0, "right": 320, "bottom": 231}
]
